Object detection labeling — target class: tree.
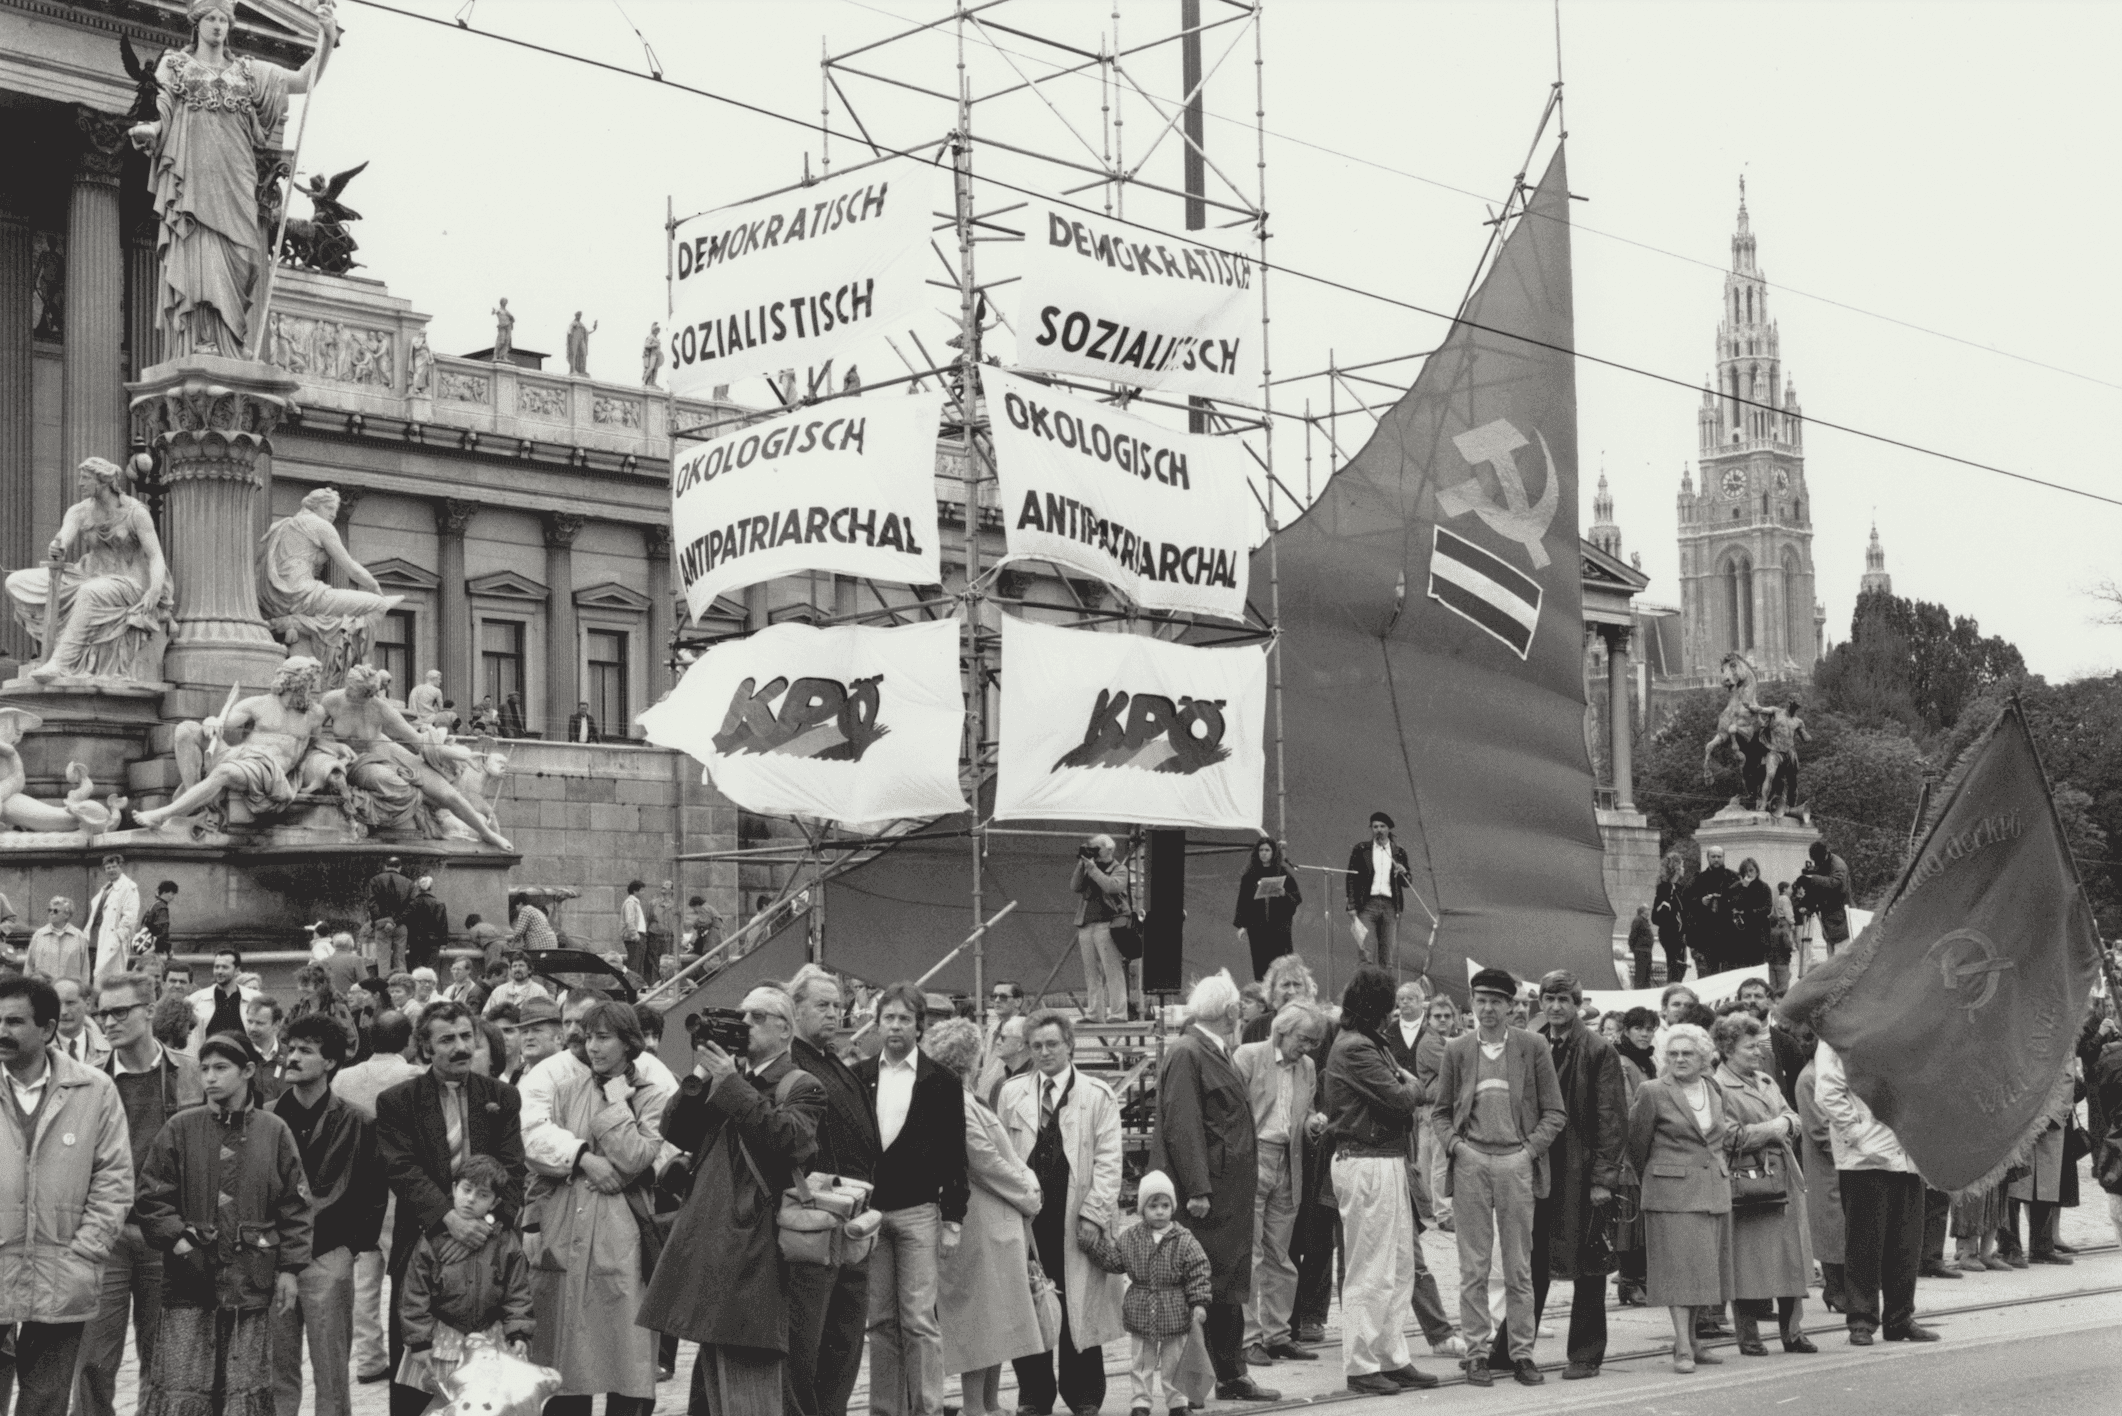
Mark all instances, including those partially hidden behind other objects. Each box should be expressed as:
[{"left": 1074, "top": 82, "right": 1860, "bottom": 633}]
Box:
[{"left": 1814, "top": 588, "right": 2026, "bottom": 735}]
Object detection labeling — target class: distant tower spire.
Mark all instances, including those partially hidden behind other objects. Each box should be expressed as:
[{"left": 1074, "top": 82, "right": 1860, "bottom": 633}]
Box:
[
  {"left": 1861, "top": 521, "right": 1892, "bottom": 596},
  {"left": 1589, "top": 466, "right": 1622, "bottom": 558}
]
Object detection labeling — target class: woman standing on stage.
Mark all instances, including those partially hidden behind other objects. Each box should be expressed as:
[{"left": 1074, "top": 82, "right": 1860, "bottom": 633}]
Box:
[{"left": 1233, "top": 838, "right": 1303, "bottom": 981}]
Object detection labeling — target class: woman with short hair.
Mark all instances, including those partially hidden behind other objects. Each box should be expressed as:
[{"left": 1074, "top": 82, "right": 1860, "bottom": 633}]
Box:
[
  {"left": 1625, "top": 1023, "right": 1734, "bottom": 1373},
  {"left": 1712, "top": 1012, "right": 1815, "bottom": 1355},
  {"left": 925, "top": 1017, "right": 1045, "bottom": 1416}
]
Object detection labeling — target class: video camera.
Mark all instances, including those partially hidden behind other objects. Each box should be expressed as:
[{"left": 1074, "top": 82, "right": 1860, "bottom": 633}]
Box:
[{"left": 684, "top": 1006, "right": 751, "bottom": 1054}]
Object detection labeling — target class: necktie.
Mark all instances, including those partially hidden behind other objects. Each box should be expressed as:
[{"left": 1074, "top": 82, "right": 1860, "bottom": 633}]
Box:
[{"left": 1041, "top": 1078, "right": 1054, "bottom": 1127}]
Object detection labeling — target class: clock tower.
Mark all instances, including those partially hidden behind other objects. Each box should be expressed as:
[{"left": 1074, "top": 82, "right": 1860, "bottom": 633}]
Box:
[{"left": 1675, "top": 180, "right": 1824, "bottom": 681}]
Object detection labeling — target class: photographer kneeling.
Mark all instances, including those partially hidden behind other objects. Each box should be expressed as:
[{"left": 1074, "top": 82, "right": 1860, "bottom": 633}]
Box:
[{"left": 637, "top": 986, "right": 824, "bottom": 1415}]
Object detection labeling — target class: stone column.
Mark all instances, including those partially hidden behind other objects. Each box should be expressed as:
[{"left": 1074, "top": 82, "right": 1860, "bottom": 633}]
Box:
[
  {"left": 644, "top": 523, "right": 673, "bottom": 704},
  {"left": 1604, "top": 624, "right": 1634, "bottom": 811},
  {"left": 131, "top": 356, "right": 300, "bottom": 699},
  {"left": 63, "top": 109, "right": 128, "bottom": 481},
  {"left": 542, "top": 512, "right": 583, "bottom": 736},
  {"left": 0, "top": 204, "right": 33, "bottom": 666},
  {"left": 436, "top": 498, "right": 476, "bottom": 705},
  {"left": 125, "top": 215, "right": 160, "bottom": 378}
]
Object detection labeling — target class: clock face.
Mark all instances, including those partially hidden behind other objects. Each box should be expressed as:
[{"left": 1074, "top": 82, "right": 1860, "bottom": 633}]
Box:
[
  {"left": 1775, "top": 468, "right": 1791, "bottom": 496},
  {"left": 1721, "top": 468, "right": 1747, "bottom": 500}
]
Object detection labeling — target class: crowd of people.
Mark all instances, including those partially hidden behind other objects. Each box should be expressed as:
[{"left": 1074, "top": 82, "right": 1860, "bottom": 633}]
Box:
[
  {"left": 3, "top": 885, "right": 2118, "bottom": 1416},
  {"left": 1636, "top": 842, "right": 1853, "bottom": 992}
]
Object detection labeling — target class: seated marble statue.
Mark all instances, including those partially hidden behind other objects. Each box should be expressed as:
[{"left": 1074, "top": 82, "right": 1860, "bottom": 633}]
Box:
[
  {"left": 405, "top": 669, "right": 446, "bottom": 725},
  {"left": 5, "top": 457, "right": 175, "bottom": 685},
  {"left": 311, "top": 663, "right": 512, "bottom": 851},
  {"left": 0, "top": 707, "right": 121, "bottom": 835},
  {"left": 137, "top": 655, "right": 327, "bottom": 830},
  {"left": 258, "top": 486, "right": 400, "bottom": 688}
]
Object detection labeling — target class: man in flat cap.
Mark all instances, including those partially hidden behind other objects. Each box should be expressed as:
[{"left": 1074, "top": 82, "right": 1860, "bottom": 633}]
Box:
[{"left": 1344, "top": 812, "right": 1414, "bottom": 973}]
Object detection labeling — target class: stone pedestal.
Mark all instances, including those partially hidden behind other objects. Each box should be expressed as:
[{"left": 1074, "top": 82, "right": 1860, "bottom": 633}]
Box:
[
  {"left": 1694, "top": 804, "right": 1821, "bottom": 893},
  {"left": 128, "top": 354, "right": 298, "bottom": 712},
  {"left": 0, "top": 680, "right": 164, "bottom": 801}
]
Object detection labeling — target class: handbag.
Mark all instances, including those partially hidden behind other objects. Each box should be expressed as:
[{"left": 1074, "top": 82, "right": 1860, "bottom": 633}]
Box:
[
  {"left": 1729, "top": 1145, "right": 1789, "bottom": 1208},
  {"left": 1108, "top": 908, "right": 1143, "bottom": 961},
  {"left": 1027, "top": 1252, "right": 1064, "bottom": 1350}
]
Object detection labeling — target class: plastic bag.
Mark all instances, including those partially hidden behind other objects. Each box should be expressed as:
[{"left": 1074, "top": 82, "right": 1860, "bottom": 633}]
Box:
[{"left": 431, "top": 1335, "right": 562, "bottom": 1416}]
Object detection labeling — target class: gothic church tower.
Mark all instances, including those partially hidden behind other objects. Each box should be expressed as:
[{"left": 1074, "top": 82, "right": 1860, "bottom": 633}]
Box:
[{"left": 1676, "top": 180, "right": 1824, "bottom": 680}]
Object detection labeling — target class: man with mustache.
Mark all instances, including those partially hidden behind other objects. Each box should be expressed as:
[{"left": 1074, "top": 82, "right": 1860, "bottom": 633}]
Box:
[{"left": 373, "top": 1001, "right": 526, "bottom": 1416}]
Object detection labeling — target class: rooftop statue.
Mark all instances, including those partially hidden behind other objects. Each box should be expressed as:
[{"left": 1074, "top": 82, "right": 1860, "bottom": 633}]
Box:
[
  {"left": 565, "top": 312, "right": 597, "bottom": 377},
  {"left": 491, "top": 298, "right": 514, "bottom": 361},
  {"left": 4, "top": 457, "right": 174, "bottom": 686},
  {"left": 642, "top": 324, "right": 663, "bottom": 388},
  {"left": 257, "top": 486, "right": 400, "bottom": 689},
  {"left": 128, "top": 0, "right": 340, "bottom": 359},
  {"left": 282, "top": 160, "right": 367, "bottom": 274}
]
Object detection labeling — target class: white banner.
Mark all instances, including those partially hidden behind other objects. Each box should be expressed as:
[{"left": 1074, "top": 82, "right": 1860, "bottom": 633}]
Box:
[
  {"left": 986, "top": 370, "right": 1253, "bottom": 622},
  {"left": 671, "top": 393, "right": 943, "bottom": 619},
  {"left": 994, "top": 616, "right": 1265, "bottom": 830},
  {"left": 638, "top": 619, "right": 967, "bottom": 827},
  {"left": 668, "top": 157, "right": 942, "bottom": 392},
  {"left": 1015, "top": 205, "right": 1260, "bottom": 401}
]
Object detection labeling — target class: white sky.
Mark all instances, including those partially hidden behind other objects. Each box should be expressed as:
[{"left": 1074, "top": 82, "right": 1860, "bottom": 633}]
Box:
[{"left": 300, "top": 0, "right": 2122, "bottom": 680}]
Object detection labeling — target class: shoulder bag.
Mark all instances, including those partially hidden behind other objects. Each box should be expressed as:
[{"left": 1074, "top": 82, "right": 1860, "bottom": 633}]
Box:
[{"left": 734, "top": 1077, "right": 880, "bottom": 1267}]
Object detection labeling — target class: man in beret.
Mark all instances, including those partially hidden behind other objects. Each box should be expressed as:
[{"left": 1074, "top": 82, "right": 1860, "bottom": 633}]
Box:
[
  {"left": 1431, "top": 968, "right": 1566, "bottom": 1389},
  {"left": 1343, "top": 813, "right": 1414, "bottom": 973}
]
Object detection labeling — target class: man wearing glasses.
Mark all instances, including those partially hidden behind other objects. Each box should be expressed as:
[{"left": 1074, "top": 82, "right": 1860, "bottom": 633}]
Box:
[
  {"left": 26, "top": 895, "right": 89, "bottom": 986},
  {"left": 73, "top": 973, "right": 204, "bottom": 1416}
]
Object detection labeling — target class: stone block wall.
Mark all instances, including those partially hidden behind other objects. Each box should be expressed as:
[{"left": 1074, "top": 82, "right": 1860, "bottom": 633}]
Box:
[{"left": 489, "top": 740, "right": 738, "bottom": 951}]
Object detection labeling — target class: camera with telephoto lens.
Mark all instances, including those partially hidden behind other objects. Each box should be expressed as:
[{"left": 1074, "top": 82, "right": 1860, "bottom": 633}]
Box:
[
  {"left": 685, "top": 1006, "right": 751, "bottom": 1054},
  {"left": 1079, "top": 843, "right": 1100, "bottom": 860}
]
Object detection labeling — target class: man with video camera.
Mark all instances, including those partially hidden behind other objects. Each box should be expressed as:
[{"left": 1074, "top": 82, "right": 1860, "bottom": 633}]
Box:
[{"left": 639, "top": 986, "right": 824, "bottom": 1415}]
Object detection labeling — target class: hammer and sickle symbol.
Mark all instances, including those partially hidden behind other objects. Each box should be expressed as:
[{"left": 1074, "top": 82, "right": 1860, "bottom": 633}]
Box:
[
  {"left": 1922, "top": 928, "right": 2016, "bottom": 1018},
  {"left": 1437, "top": 418, "right": 1561, "bottom": 569}
]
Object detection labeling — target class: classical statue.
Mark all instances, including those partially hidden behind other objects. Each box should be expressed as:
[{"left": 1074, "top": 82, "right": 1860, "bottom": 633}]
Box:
[
  {"left": 137, "top": 655, "right": 328, "bottom": 831},
  {"left": 491, "top": 298, "right": 514, "bottom": 361},
  {"left": 565, "top": 312, "right": 597, "bottom": 377},
  {"left": 0, "top": 709, "right": 123, "bottom": 836},
  {"left": 5, "top": 457, "right": 175, "bottom": 685},
  {"left": 1702, "top": 651, "right": 1770, "bottom": 810},
  {"left": 642, "top": 323, "right": 663, "bottom": 388},
  {"left": 409, "top": 329, "right": 434, "bottom": 396},
  {"left": 1758, "top": 698, "right": 1811, "bottom": 822},
  {"left": 128, "top": 0, "right": 339, "bottom": 359},
  {"left": 312, "top": 663, "right": 512, "bottom": 850},
  {"left": 281, "top": 160, "right": 366, "bottom": 274},
  {"left": 257, "top": 486, "right": 401, "bottom": 688},
  {"left": 406, "top": 668, "right": 445, "bottom": 724}
]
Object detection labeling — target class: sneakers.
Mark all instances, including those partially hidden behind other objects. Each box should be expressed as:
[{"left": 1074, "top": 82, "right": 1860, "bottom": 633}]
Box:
[
  {"left": 1511, "top": 1359, "right": 1544, "bottom": 1387},
  {"left": 1462, "top": 1357, "right": 1494, "bottom": 1388},
  {"left": 1345, "top": 1374, "right": 1398, "bottom": 1396},
  {"left": 1381, "top": 1365, "right": 1438, "bottom": 1390},
  {"left": 1428, "top": 1335, "right": 1467, "bottom": 1358}
]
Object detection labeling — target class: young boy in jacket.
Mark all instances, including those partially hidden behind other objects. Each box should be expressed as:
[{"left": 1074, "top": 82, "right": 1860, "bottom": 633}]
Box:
[
  {"left": 395, "top": 1154, "right": 535, "bottom": 1400},
  {"left": 1086, "top": 1171, "right": 1211, "bottom": 1416}
]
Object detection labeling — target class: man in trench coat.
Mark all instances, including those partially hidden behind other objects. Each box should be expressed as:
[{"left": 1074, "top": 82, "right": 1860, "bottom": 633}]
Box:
[
  {"left": 1151, "top": 971, "right": 1276, "bottom": 1403},
  {"left": 636, "top": 985, "right": 823, "bottom": 1416}
]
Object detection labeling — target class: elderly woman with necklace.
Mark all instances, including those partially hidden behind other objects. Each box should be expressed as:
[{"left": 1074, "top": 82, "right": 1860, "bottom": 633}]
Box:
[
  {"left": 1711, "top": 1011, "right": 1816, "bottom": 1355},
  {"left": 1625, "top": 1023, "right": 1734, "bottom": 1374}
]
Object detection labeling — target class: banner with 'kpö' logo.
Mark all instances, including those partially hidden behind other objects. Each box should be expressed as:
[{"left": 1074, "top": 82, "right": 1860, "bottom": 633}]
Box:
[
  {"left": 638, "top": 619, "right": 967, "bottom": 826},
  {"left": 994, "top": 615, "right": 1265, "bottom": 830}
]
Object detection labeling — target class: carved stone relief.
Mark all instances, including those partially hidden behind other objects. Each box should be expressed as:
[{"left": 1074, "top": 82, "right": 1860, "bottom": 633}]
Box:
[
  {"left": 266, "top": 312, "right": 397, "bottom": 389},
  {"left": 592, "top": 395, "right": 642, "bottom": 429},
  {"left": 439, "top": 369, "right": 491, "bottom": 403},
  {"left": 518, "top": 383, "right": 567, "bottom": 417}
]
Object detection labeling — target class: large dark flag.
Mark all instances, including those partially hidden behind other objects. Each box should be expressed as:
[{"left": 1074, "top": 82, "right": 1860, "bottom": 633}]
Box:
[
  {"left": 1256, "top": 144, "right": 1613, "bottom": 991},
  {"left": 1781, "top": 701, "right": 2103, "bottom": 1192}
]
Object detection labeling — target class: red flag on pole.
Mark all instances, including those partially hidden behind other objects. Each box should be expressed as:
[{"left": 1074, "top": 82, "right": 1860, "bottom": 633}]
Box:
[{"left": 1781, "top": 700, "right": 2103, "bottom": 1191}]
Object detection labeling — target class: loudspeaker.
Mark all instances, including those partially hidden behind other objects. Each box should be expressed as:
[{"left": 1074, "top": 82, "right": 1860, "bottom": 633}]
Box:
[{"left": 1141, "top": 828, "right": 1186, "bottom": 994}]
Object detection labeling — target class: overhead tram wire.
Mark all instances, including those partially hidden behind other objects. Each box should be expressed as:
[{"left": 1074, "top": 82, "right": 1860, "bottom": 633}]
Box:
[
  {"left": 342, "top": 0, "right": 2122, "bottom": 515},
  {"left": 836, "top": 0, "right": 2122, "bottom": 398}
]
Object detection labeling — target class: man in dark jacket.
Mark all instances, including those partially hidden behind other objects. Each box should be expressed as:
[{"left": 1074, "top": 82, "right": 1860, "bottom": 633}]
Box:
[
  {"left": 1343, "top": 812, "right": 1413, "bottom": 972},
  {"left": 366, "top": 858, "right": 415, "bottom": 975},
  {"left": 1495, "top": 972, "right": 1627, "bottom": 1381},
  {"left": 373, "top": 1002, "right": 525, "bottom": 1416},
  {"left": 1681, "top": 847, "right": 1739, "bottom": 977},
  {"left": 403, "top": 876, "right": 450, "bottom": 974},
  {"left": 1322, "top": 965, "right": 1443, "bottom": 1394},
  {"left": 855, "top": 982, "right": 969, "bottom": 1416},
  {"left": 272, "top": 1013, "right": 386, "bottom": 1416},
  {"left": 789, "top": 966, "right": 882, "bottom": 1416},
  {"left": 1151, "top": 970, "right": 1276, "bottom": 1403},
  {"left": 1792, "top": 841, "right": 1852, "bottom": 958},
  {"left": 638, "top": 985, "right": 823, "bottom": 1416}
]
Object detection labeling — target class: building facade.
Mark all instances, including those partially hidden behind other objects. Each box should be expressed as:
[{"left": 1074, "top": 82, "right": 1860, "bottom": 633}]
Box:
[{"left": 1675, "top": 182, "right": 1825, "bottom": 682}]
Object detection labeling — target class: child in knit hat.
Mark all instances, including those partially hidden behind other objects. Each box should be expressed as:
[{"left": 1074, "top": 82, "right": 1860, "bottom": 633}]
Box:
[{"left": 1086, "top": 1170, "right": 1213, "bottom": 1416}]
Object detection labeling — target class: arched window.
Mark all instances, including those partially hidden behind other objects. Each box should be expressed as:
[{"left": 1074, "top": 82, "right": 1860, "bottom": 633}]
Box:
[
  {"left": 1781, "top": 547, "right": 1806, "bottom": 658},
  {"left": 1723, "top": 551, "right": 1755, "bottom": 652}
]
